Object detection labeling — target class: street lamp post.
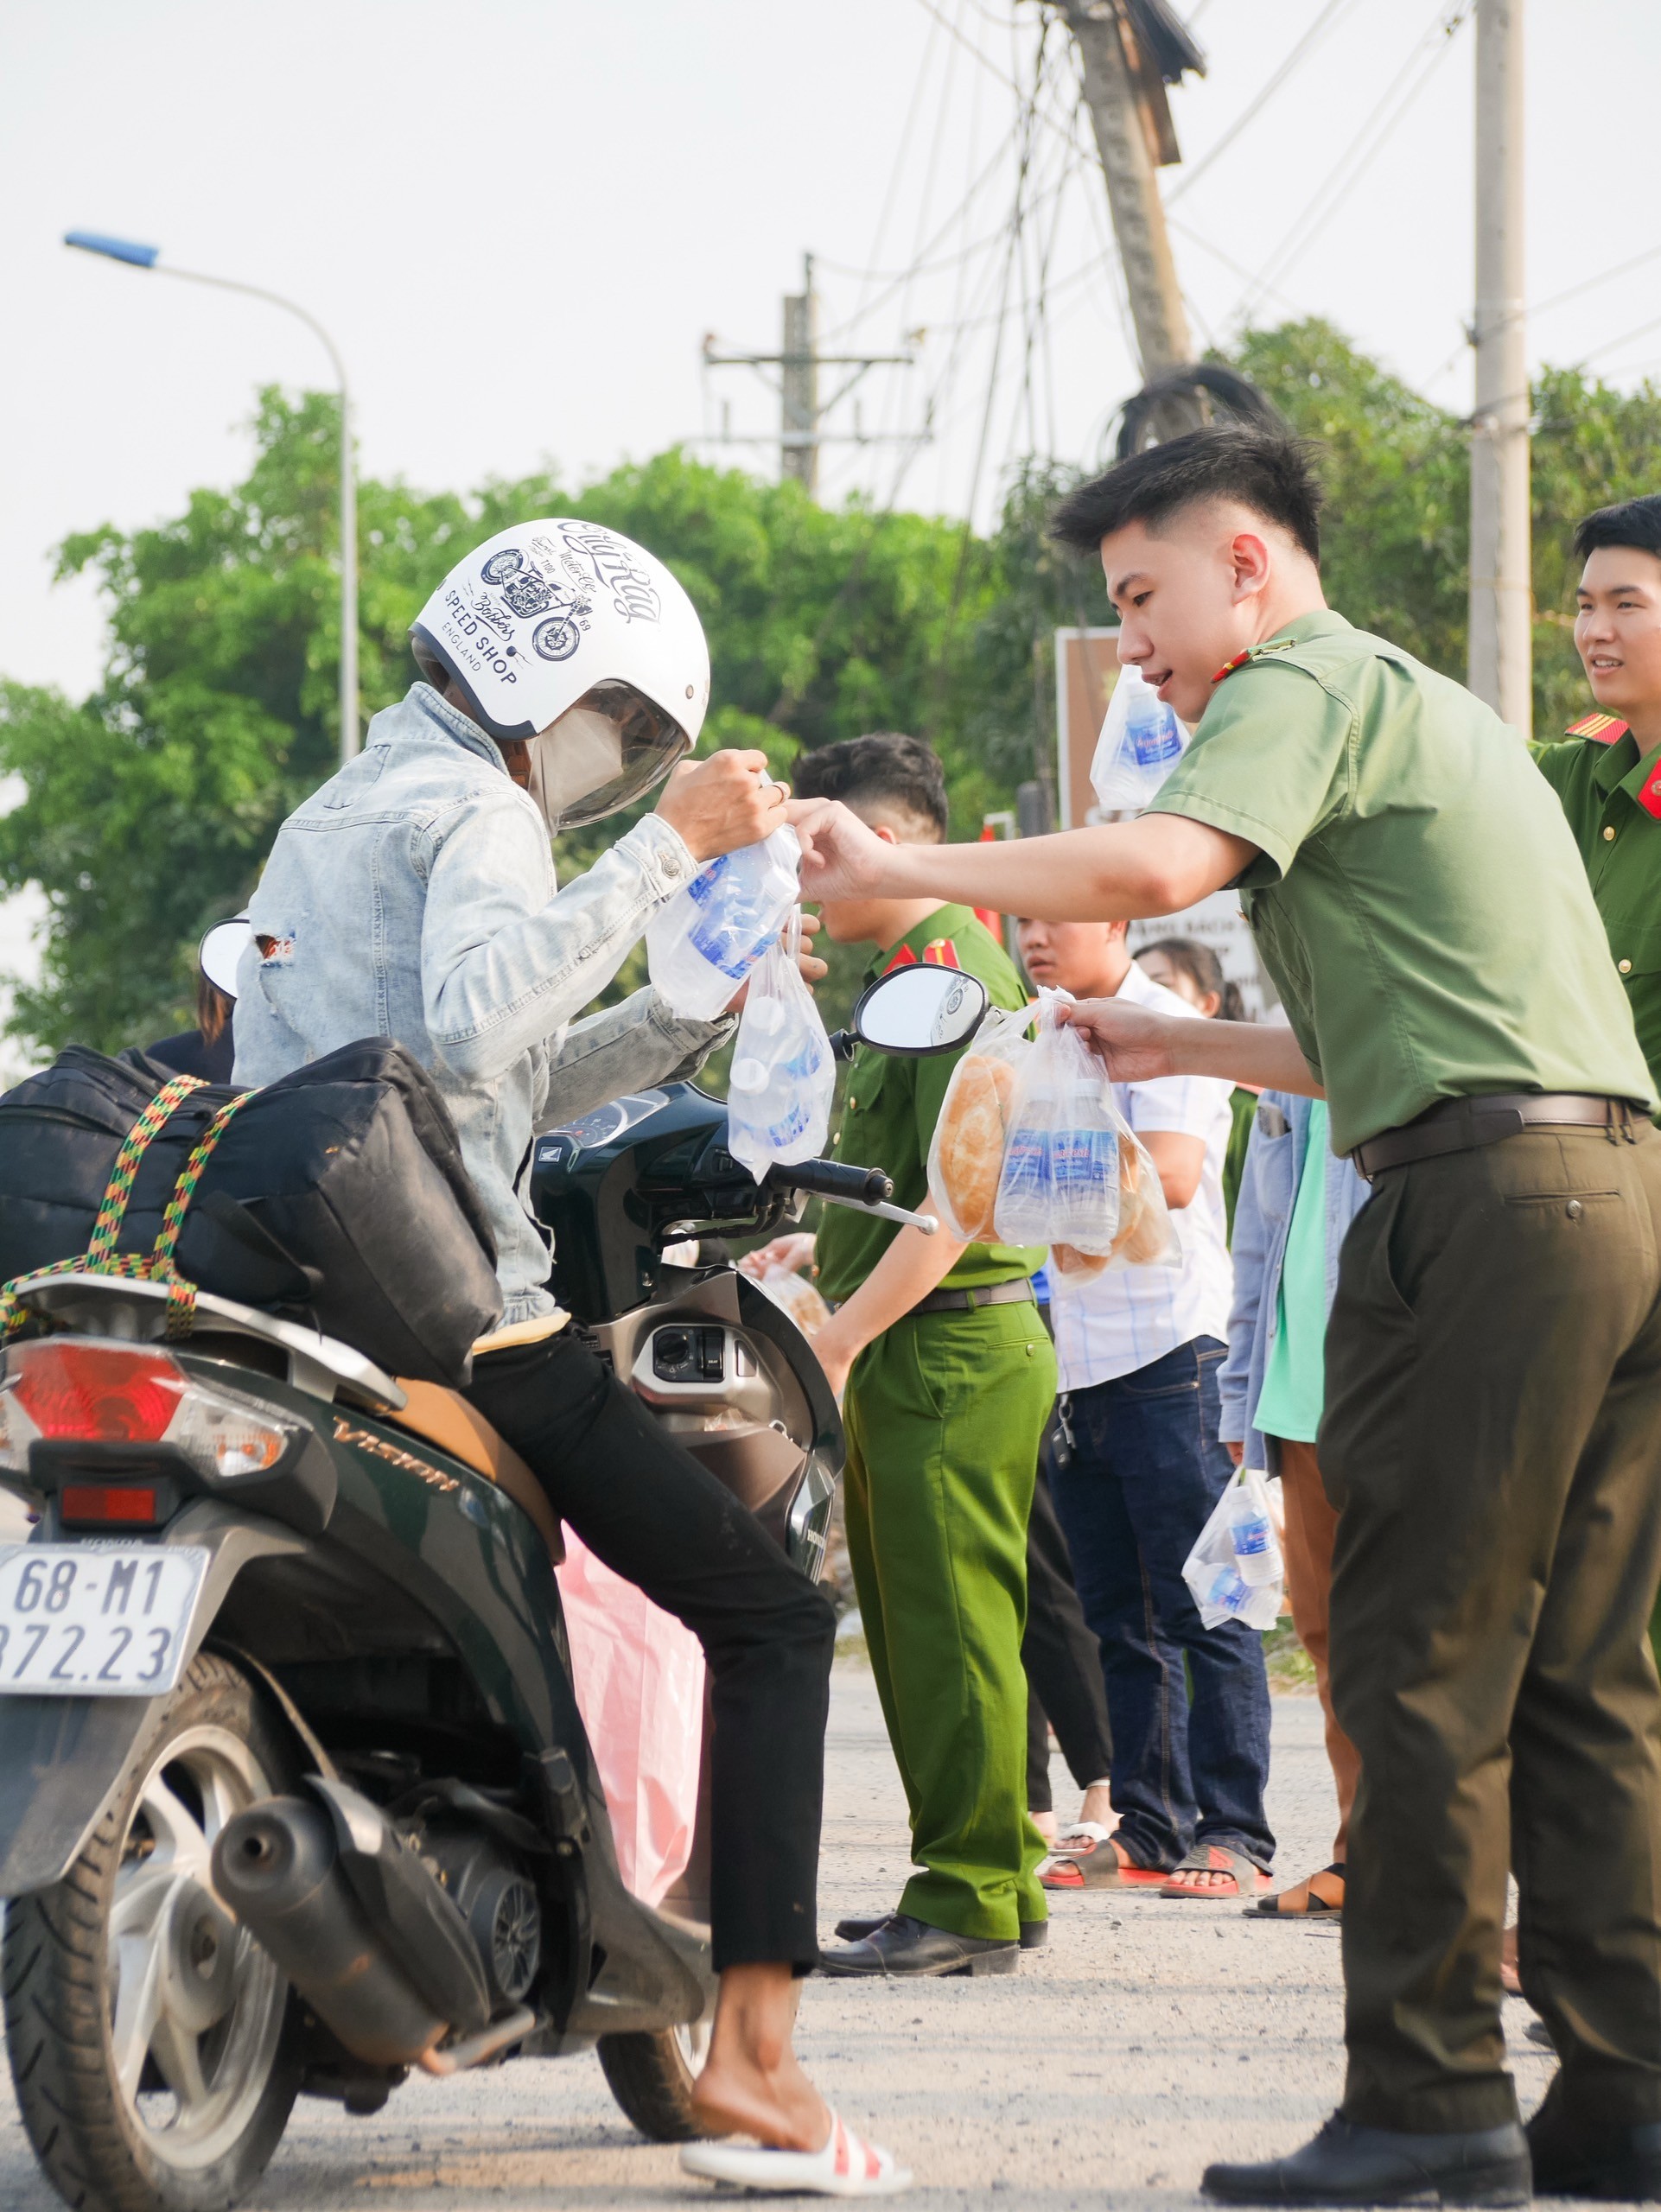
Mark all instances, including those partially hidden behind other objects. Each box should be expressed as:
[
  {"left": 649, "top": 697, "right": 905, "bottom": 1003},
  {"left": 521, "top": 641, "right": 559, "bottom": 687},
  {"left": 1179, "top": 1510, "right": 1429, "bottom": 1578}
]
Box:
[{"left": 65, "top": 231, "right": 360, "bottom": 764}]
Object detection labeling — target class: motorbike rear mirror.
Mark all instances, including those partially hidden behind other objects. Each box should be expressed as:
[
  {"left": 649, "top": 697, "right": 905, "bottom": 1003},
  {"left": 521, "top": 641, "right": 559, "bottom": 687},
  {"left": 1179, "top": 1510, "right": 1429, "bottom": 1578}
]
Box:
[{"left": 850, "top": 965, "right": 989, "bottom": 1056}]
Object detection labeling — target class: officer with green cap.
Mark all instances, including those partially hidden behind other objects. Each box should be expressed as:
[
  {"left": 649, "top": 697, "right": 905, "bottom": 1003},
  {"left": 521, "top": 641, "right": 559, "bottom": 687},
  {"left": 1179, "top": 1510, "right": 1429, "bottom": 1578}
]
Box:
[{"left": 746, "top": 733, "right": 1053, "bottom": 1979}]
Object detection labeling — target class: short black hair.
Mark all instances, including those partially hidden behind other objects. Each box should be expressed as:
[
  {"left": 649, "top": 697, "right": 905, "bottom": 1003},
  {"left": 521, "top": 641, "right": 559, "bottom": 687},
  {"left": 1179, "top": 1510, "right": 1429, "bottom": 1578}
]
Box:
[
  {"left": 792, "top": 733, "right": 948, "bottom": 841},
  {"left": 1050, "top": 424, "right": 1324, "bottom": 565},
  {"left": 1573, "top": 495, "right": 1661, "bottom": 566}
]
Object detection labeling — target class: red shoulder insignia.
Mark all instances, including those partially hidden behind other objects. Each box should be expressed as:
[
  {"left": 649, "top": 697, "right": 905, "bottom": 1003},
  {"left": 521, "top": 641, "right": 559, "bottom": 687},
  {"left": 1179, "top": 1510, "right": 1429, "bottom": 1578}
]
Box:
[
  {"left": 1211, "top": 649, "right": 1252, "bottom": 685},
  {"left": 1636, "top": 771, "right": 1661, "bottom": 822},
  {"left": 1566, "top": 710, "right": 1629, "bottom": 744},
  {"left": 921, "top": 939, "right": 963, "bottom": 969},
  {"left": 881, "top": 944, "right": 920, "bottom": 975}
]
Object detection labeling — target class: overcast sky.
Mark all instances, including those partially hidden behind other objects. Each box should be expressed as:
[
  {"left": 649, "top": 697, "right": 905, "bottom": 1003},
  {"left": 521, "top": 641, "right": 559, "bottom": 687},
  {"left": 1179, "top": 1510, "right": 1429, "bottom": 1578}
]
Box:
[{"left": 2, "top": 0, "right": 1658, "bottom": 1016}]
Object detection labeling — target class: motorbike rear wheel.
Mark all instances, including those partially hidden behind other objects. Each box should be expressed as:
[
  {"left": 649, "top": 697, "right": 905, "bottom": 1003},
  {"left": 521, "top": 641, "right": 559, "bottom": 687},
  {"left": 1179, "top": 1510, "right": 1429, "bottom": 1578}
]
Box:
[
  {"left": 2, "top": 1652, "right": 300, "bottom": 2212},
  {"left": 596, "top": 2016, "right": 714, "bottom": 2142}
]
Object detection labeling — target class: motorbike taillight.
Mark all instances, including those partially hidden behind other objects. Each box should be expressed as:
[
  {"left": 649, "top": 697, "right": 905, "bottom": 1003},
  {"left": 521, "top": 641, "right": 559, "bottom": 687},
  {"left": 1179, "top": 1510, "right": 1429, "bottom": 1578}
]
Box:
[{"left": 0, "top": 1338, "right": 297, "bottom": 1482}]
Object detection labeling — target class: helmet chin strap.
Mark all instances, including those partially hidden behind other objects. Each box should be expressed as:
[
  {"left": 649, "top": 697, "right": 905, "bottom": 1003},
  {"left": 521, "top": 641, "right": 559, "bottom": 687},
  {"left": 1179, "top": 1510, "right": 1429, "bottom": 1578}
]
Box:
[{"left": 497, "top": 738, "right": 534, "bottom": 792}]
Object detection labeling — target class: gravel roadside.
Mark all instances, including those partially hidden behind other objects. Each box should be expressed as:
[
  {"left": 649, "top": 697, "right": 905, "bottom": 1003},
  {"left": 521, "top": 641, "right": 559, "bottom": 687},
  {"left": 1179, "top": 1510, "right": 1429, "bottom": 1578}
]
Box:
[{"left": 0, "top": 1660, "right": 1561, "bottom": 2211}]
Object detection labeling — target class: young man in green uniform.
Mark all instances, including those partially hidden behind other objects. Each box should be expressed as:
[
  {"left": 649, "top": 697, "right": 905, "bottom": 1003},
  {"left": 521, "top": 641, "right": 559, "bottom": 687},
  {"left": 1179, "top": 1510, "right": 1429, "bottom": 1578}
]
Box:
[
  {"left": 754, "top": 734, "right": 1054, "bottom": 1979},
  {"left": 1533, "top": 495, "right": 1661, "bottom": 1107},
  {"left": 791, "top": 432, "right": 1661, "bottom": 2203}
]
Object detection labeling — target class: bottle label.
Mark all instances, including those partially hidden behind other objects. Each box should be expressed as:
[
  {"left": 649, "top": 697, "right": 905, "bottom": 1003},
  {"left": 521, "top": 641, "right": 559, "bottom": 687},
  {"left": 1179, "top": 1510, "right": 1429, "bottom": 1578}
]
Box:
[{"left": 1130, "top": 718, "right": 1183, "bottom": 768}]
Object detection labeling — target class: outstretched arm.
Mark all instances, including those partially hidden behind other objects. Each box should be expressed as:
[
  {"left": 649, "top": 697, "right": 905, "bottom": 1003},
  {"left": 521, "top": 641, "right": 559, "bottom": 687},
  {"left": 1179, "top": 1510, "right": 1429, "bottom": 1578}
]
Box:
[
  {"left": 1059, "top": 995, "right": 1323, "bottom": 1097},
  {"left": 789, "top": 800, "right": 1257, "bottom": 924}
]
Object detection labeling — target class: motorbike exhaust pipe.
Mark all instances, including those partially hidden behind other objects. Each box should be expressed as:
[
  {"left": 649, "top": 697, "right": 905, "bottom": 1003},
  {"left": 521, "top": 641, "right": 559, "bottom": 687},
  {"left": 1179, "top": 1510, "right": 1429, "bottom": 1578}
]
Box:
[{"left": 213, "top": 1796, "right": 449, "bottom": 2067}]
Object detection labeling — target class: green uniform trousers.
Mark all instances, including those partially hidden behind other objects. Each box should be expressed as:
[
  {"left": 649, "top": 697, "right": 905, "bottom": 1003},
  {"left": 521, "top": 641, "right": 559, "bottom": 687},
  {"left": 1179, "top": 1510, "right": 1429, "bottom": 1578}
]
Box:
[
  {"left": 1322, "top": 1122, "right": 1661, "bottom": 2134},
  {"left": 842, "top": 1299, "right": 1056, "bottom": 1942}
]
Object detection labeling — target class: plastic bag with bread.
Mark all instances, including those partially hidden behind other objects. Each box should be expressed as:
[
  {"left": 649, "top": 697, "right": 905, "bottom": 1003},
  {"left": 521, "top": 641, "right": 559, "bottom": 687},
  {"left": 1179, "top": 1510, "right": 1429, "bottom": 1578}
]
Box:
[
  {"left": 926, "top": 1004, "right": 1033, "bottom": 1242},
  {"left": 991, "top": 991, "right": 1127, "bottom": 1259}
]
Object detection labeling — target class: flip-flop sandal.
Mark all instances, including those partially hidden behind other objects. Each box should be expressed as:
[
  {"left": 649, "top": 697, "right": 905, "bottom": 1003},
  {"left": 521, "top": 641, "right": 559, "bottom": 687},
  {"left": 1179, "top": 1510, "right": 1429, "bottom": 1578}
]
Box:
[
  {"left": 1159, "top": 1843, "right": 1272, "bottom": 1899},
  {"left": 1038, "top": 1823, "right": 1169, "bottom": 1891},
  {"left": 1247, "top": 1862, "right": 1345, "bottom": 1920},
  {"left": 681, "top": 2109, "right": 912, "bottom": 2197}
]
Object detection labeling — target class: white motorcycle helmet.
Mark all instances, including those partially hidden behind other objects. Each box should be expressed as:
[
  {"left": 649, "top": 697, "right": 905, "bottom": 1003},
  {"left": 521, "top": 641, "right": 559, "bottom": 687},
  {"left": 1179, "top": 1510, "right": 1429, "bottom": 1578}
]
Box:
[{"left": 410, "top": 518, "right": 711, "bottom": 829}]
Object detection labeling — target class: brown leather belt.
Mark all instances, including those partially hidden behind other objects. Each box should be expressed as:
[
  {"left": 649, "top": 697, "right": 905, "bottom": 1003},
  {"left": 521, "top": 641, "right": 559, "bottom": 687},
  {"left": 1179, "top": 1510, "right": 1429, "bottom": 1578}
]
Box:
[
  {"left": 908, "top": 1278, "right": 1037, "bottom": 1318},
  {"left": 1351, "top": 1092, "right": 1645, "bottom": 1181}
]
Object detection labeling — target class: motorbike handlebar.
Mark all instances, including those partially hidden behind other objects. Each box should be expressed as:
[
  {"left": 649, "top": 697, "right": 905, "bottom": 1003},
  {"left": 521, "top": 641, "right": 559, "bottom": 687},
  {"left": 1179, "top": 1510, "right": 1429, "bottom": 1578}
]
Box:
[{"left": 765, "top": 1159, "right": 895, "bottom": 1208}]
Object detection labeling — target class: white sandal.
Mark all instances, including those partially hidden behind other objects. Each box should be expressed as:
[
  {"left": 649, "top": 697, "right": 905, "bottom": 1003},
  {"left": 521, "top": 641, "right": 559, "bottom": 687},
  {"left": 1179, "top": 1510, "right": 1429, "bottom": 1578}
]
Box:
[{"left": 681, "top": 2109, "right": 912, "bottom": 2196}]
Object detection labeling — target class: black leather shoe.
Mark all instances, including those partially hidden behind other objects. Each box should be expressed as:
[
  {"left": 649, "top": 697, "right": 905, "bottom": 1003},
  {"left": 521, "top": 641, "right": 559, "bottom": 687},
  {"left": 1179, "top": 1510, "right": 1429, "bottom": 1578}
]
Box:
[
  {"left": 1527, "top": 2086, "right": 1661, "bottom": 2199},
  {"left": 832, "top": 1910, "right": 1047, "bottom": 1951},
  {"left": 1201, "top": 2112, "right": 1531, "bottom": 2206},
  {"left": 818, "top": 1912, "right": 1020, "bottom": 1978}
]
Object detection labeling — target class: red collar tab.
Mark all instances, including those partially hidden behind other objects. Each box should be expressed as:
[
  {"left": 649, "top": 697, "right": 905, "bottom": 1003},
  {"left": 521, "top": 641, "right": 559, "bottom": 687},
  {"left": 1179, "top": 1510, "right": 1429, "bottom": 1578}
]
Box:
[
  {"left": 1636, "top": 770, "right": 1661, "bottom": 822},
  {"left": 881, "top": 944, "right": 920, "bottom": 975},
  {"left": 1566, "top": 710, "right": 1629, "bottom": 745},
  {"left": 1211, "top": 649, "right": 1252, "bottom": 685}
]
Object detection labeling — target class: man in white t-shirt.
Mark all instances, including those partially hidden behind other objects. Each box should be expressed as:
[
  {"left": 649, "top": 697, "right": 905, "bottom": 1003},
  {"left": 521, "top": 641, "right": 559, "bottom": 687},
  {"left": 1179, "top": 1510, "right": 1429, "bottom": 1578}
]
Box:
[{"left": 1016, "top": 918, "right": 1274, "bottom": 1902}]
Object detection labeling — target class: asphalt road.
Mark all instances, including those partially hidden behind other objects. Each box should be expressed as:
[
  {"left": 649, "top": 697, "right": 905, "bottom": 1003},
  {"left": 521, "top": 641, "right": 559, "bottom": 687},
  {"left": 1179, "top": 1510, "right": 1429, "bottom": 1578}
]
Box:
[{"left": 0, "top": 1662, "right": 1565, "bottom": 2212}]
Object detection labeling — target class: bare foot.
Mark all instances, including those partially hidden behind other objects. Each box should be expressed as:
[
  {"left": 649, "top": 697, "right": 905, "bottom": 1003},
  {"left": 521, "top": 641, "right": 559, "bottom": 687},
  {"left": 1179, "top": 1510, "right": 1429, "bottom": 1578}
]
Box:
[
  {"left": 690, "top": 1962, "right": 830, "bottom": 2152},
  {"left": 1162, "top": 1866, "right": 1238, "bottom": 1891},
  {"left": 1032, "top": 1808, "right": 1058, "bottom": 1842},
  {"left": 1078, "top": 1780, "right": 1116, "bottom": 1831}
]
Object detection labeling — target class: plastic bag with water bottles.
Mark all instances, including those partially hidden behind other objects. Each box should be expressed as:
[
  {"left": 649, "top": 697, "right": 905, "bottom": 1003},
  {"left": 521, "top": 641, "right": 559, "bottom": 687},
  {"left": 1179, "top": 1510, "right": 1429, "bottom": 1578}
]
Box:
[{"left": 1088, "top": 663, "right": 1190, "bottom": 815}]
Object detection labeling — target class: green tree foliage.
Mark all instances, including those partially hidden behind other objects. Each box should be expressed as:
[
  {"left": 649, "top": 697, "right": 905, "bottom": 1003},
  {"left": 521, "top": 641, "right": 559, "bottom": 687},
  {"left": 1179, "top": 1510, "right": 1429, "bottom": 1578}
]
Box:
[
  {"left": 1226, "top": 320, "right": 1661, "bottom": 739},
  {"left": 5, "top": 327, "right": 1659, "bottom": 1058},
  {"left": 0, "top": 394, "right": 1028, "bottom": 1052}
]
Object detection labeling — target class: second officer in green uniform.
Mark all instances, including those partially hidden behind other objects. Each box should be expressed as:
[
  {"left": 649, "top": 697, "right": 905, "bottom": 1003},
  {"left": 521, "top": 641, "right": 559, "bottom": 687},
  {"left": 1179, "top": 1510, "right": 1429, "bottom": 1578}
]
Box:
[{"left": 747, "top": 734, "right": 1054, "bottom": 1977}]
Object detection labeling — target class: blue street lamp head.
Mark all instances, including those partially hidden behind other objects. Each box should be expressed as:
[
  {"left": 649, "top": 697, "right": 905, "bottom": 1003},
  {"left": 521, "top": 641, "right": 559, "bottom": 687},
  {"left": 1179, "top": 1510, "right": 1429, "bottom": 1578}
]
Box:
[{"left": 64, "top": 231, "right": 160, "bottom": 269}]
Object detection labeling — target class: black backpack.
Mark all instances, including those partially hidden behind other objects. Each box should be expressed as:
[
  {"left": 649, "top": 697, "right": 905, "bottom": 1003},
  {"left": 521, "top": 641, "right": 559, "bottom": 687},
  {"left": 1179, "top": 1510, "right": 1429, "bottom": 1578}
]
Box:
[{"left": 0, "top": 1039, "right": 503, "bottom": 1385}]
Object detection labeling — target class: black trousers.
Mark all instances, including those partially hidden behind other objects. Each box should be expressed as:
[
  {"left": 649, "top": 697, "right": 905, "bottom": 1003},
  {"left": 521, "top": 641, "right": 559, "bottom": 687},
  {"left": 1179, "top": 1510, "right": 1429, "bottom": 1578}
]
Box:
[
  {"left": 1325, "top": 1125, "right": 1661, "bottom": 2132},
  {"left": 1023, "top": 1427, "right": 1114, "bottom": 1815},
  {"left": 465, "top": 1329, "right": 836, "bottom": 1974}
]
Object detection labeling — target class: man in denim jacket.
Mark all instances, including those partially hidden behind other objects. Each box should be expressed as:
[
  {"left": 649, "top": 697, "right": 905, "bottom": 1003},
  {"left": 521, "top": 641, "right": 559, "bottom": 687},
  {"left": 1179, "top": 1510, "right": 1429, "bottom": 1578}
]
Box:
[
  {"left": 234, "top": 523, "right": 904, "bottom": 2190},
  {"left": 1220, "top": 1090, "right": 1368, "bottom": 1922}
]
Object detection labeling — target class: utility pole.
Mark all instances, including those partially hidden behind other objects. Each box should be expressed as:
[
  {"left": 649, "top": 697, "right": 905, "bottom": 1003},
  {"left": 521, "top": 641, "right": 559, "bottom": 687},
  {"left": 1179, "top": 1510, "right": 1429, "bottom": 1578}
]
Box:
[
  {"left": 1468, "top": 0, "right": 1531, "bottom": 736},
  {"left": 1051, "top": 2, "right": 1203, "bottom": 412},
  {"left": 702, "top": 253, "right": 923, "bottom": 499},
  {"left": 780, "top": 264, "right": 820, "bottom": 494}
]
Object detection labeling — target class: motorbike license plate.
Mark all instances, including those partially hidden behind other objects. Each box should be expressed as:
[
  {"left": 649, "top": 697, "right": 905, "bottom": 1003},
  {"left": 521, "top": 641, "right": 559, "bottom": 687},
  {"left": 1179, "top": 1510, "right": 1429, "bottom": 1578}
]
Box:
[{"left": 0, "top": 1546, "right": 210, "bottom": 1697}]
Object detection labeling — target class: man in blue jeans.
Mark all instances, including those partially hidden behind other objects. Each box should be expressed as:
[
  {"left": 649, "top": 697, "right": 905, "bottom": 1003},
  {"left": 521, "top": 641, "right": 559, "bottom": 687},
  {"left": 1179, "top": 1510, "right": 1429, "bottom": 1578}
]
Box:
[{"left": 1017, "top": 916, "right": 1274, "bottom": 1899}]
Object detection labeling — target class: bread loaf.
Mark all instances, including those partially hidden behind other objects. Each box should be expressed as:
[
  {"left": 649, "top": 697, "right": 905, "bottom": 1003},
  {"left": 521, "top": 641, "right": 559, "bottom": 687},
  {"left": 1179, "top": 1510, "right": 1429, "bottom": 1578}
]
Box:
[
  {"left": 1108, "top": 1136, "right": 1172, "bottom": 1263},
  {"left": 935, "top": 1054, "right": 1016, "bottom": 1240},
  {"left": 1052, "top": 1241, "right": 1109, "bottom": 1281}
]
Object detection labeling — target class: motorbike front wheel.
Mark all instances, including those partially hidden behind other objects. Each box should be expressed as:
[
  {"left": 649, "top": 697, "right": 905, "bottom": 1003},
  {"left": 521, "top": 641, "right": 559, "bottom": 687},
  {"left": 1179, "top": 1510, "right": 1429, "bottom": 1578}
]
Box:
[
  {"left": 597, "top": 2015, "right": 715, "bottom": 2143},
  {"left": 3, "top": 1652, "right": 300, "bottom": 2212}
]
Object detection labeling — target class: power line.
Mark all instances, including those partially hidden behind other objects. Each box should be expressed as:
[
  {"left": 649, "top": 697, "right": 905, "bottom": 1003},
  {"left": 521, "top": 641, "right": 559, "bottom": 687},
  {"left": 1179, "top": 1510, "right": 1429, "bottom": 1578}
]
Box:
[
  {"left": 1224, "top": 2, "right": 1473, "bottom": 335},
  {"left": 1167, "top": 0, "right": 1366, "bottom": 207}
]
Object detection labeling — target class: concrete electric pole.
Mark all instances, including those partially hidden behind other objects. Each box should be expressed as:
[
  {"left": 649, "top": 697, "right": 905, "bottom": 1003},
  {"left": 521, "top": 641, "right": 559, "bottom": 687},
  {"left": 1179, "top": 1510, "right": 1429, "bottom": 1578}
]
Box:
[
  {"left": 702, "top": 254, "right": 922, "bottom": 499},
  {"left": 1052, "top": 0, "right": 1204, "bottom": 421},
  {"left": 1468, "top": 0, "right": 1531, "bottom": 736}
]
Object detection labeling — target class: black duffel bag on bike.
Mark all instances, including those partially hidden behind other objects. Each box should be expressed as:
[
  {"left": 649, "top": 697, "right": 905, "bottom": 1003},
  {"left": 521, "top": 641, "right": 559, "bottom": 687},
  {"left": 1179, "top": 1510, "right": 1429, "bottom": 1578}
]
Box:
[{"left": 0, "top": 1038, "right": 502, "bottom": 1384}]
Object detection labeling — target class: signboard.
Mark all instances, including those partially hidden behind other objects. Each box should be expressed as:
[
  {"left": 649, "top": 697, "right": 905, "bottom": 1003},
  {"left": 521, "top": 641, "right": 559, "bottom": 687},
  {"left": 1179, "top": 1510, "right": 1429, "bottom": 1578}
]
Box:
[
  {"left": 1127, "top": 892, "right": 1280, "bottom": 1021},
  {"left": 1053, "top": 627, "right": 1121, "bottom": 830}
]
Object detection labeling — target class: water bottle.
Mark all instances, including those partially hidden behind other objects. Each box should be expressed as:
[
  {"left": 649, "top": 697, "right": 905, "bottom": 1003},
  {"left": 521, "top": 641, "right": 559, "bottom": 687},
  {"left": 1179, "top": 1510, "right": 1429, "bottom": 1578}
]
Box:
[
  {"left": 647, "top": 820, "right": 802, "bottom": 1021},
  {"left": 1122, "top": 665, "right": 1184, "bottom": 770},
  {"left": 1204, "top": 1562, "right": 1256, "bottom": 1619},
  {"left": 1228, "top": 1479, "right": 1280, "bottom": 1588}
]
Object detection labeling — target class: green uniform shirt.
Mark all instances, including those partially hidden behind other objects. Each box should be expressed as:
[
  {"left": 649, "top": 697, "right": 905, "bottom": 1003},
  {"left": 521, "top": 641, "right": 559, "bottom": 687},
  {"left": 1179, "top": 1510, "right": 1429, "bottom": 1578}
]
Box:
[
  {"left": 1532, "top": 714, "right": 1661, "bottom": 1105},
  {"left": 1148, "top": 611, "right": 1656, "bottom": 1157},
  {"left": 814, "top": 904, "right": 1043, "bottom": 1306}
]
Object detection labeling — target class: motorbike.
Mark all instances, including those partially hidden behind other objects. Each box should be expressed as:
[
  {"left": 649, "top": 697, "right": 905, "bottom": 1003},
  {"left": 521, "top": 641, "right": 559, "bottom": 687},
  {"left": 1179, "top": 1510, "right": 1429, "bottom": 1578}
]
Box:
[{"left": 0, "top": 960, "right": 987, "bottom": 2212}]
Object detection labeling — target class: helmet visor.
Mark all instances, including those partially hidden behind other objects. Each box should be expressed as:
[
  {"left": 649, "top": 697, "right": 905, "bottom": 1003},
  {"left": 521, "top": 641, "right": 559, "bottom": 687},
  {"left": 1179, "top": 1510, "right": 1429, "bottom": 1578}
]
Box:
[{"left": 528, "top": 682, "right": 691, "bottom": 830}]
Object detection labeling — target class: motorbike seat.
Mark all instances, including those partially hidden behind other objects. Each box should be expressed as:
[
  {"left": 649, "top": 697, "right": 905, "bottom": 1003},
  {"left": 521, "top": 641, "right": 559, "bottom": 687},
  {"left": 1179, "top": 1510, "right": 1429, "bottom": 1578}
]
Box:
[{"left": 386, "top": 1380, "right": 565, "bottom": 1566}]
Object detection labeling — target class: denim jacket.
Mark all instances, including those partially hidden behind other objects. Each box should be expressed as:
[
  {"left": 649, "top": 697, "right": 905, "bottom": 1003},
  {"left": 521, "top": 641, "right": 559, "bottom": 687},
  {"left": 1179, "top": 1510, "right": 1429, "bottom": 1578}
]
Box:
[
  {"left": 1217, "top": 1090, "right": 1371, "bottom": 1471},
  {"left": 234, "top": 683, "right": 733, "bottom": 1324}
]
